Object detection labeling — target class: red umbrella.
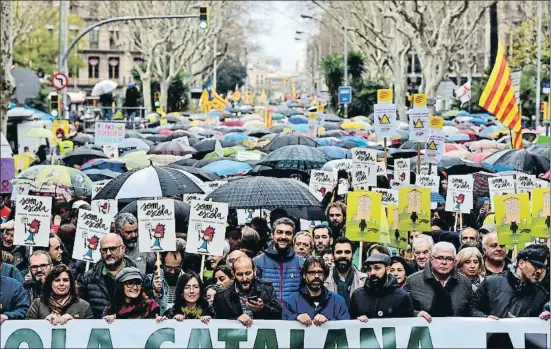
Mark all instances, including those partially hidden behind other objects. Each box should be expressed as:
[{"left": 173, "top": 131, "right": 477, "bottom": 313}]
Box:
[
  {"left": 459, "top": 129, "right": 476, "bottom": 135},
  {"left": 540, "top": 170, "right": 550, "bottom": 180},
  {"left": 445, "top": 143, "right": 468, "bottom": 152},
  {"left": 158, "top": 129, "right": 174, "bottom": 135},
  {"left": 469, "top": 151, "right": 495, "bottom": 164},
  {"left": 222, "top": 120, "right": 244, "bottom": 127}
]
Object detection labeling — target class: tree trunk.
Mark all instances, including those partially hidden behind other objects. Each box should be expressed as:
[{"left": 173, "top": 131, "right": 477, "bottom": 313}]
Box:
[
  {"left": 159, "top": 79, "right": 170, "bottom": 112},
  {"left": 0, "top": 1, "right": 13, "bottom": 137},
  {"left": 392, "top": 54, "right": 409, "bottom": 122},
  {"left": 142, "top": 75, "right": 153, "bottom": 113}
]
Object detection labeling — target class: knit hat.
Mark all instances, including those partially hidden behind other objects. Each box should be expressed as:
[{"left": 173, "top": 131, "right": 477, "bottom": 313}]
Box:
[{"left": 115, "top": 267, "right": 144, "bottom": 284}]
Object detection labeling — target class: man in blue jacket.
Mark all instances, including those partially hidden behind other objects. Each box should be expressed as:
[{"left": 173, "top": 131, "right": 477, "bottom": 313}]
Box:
[
  {"left": 0, "top": 262, "right": 29, "bottom": 323},
  {"left": 253, "top": 218, "right": 304, "bottom": 303},
  {"left": 282, "top": 256, "right": 349, "bottom": 325}
]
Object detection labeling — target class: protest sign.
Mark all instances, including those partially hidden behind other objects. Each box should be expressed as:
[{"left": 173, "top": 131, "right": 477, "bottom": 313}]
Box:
[
  {"left": 1, "top": 318, "right": 548, "bottom": 349},
  {"left": 308, "top": 170, "right": 336, "bottom": 201},
  {"left": 373, "top": 103, "right": 397, "bottom": 138},
  {"left": 183, "top": 193, "right": 207, "bottom": 205},
  {"left": 137, "top": 199, "right": 176, "bottom": 253},
  {"left": 91, "top": 179, "right": 111, "bottom": 199},
  {"left": 206, "top": 180, "right": 228, "bottom": 193},
  {"left": 186, "top": 200, "right": 229, "bottom": 256},
  {"left": 445, "top": 175, "right": 474, "bottom": 213},
  {"left": 346, "top": 191, "right": 382, "bottom": 242},
  {"left": 515, "top": 173, "right": 536, "bottom": 195},
  {"left": 494, "top": 193, "right": 532, "bottom": 247},
  {"left": 386, "top": 204, "right": 408, "bottom": 250},
  {"left": 0, "top": 157, "right": 15, "bottom": 194},
  {"left": 351, "top": 167, "right": 375, "bottom": 189},
  {"left": 372, "top": 188, "right": 398, "bottom": 206},
  {"left": 351, "top": 148, "right": 377, "bottom": 166},
  {"left": 94, "top": 122, "right": 125, "bottom": 146},
  {"left": 425, "top": 131, "right": 445, "bottom": 164},
  {"left": 73, "top": 209, "right": 114, "bottom": 263},
  {"left": 102, "top": 144, "right": 119, "bottom": 159},
  {"left": 237, "top": 209, "right": 261, "bottom": 225},
  {"left": 416, "top": 174, "right": 439, "bottom": 192},
  {"left": 531, "top": 187, "right": 550, "bottom": 238},
  {"left": 91, "top": 199, "right": 118, "bottom": 215},
  {"left": 14, "top": 195, "right": 52, "bottom": 247},
  {"left": 488, "top": 176, "right": 516, "bottom": 208},
  {"left": 408, "top": 107, "right": 430, "bottom": 142},
  {"left": 398, "top": 187, "right": 431, "bottom": 232},
  {"left": 393, "top": 159, "right": 410, "bottom": 186}
]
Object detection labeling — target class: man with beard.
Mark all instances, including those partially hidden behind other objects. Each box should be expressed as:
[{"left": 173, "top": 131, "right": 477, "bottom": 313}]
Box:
[
  {"left": 282, "top": 256, "right": 349, "bottom": 325},
  {"left": 253, "top": 218, "right": 304, "bottom": 303},
  {"left": 325, "top": 203, "right": 346, "bottom": 239},
  {"left": 312, "top": 225, "right": 332, "bottom": 256},
  {"left": 214, "top": 256, "right": 281, "bottom": 327},
  {"left": 409, "top": 235, "right": 434, "bottom": 272},
  {"left": 1, "top": 220, "right": 29, "bottom": 273},
  {"left": 78, "top": 233, "right": 137, "bottom": 318},
  {"left": 114, "top": 213, "right": 151, "bottom": 275},
  {"left": 472, "top": 248, "right": 550, "bottom": 319},
  {"left": 324, "top": 237, "right": 366, "bottom": 308},
  {"left": 482, "top": 233, "right": 510, "bottom": 276},
  {"left": 350, "top": 254, "right": 413, "bottom": 321},
  {"left": 24, "top": 251, "right": 53, "bottom": 303}
]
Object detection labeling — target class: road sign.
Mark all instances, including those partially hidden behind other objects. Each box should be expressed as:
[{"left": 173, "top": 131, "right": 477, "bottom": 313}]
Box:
[
  {"left": 338, "top": 86, "right": 352, "bottom": 104},
  {"left": 543, "top": 82, "right": 550, "bottom": 95},
  {"left": 51, "top": 72, "right": 69, "bottom": 90}
]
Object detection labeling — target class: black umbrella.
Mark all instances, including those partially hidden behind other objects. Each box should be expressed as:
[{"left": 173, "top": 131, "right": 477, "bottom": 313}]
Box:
[
  {"left": 482, "top": 149, "right": 550, "bottom": 175},
  {"left": 258, "top": 145, "right": 329, "bottom": 171},
  {"left": 148, "top": 141, "right": 198, "bottom": 156},
  {"left": 194, "top": 157, "right": 226, "bottom": 168},
  {"left": 318, "top": 130, "right": 347, "bottom": 138},
  {"left": 192, "top": 139, "right": 238, "bottom": 154},
  {"left": 167, "top": 164, "right": 221, "bottom": 181},
  {"left": 334, "top": 141, "right": 357, "bottom": 149},
  {"left": 322, "top": 122, "right": 342, "bottom": 131},
  {"left": 206, "top": 176, "right": 322, "bottom": 212},
  {"left": 143, "top": 134, "right": 168, "bottom": 143},
  {"left": 71, "top": 133, "right": 94, "bottom": 145},
  {"left": 527, "top": 144, "right": 550, "bottom": 158},
  {"left": 125, "top": 131, "right": 147, "bottom": 139},
  {"left": 262, "top": 134, "right": 318, "bottom": 152},
  {"left": 319, "top": 113, "right": 343, "bottom": 122},
  {"left": 171, "top": 158, "right": 199, "bottom": 167},
  {"left": 172, "top": 123, "right": 191, "bottom": 130},
  {"left": 389, "top": 148, "right": 418, "bottom": 159},
  {"left": 167, "top": 131, "right": 198, "bottom": 145},
  {"left": 94, "top": 166, "right": 206, "bottom": 202},
  {"left": 400, "top": 140, "right": 426, "bottom": 150},
  {"left": 62, "top": 147, "right": 108, "bottom": 167},
  {"left": 270, "top": 125, "right": 285, "bottom": 133},
  {"left": 120, "top": 199, "right": 190, "bottom": 233}
]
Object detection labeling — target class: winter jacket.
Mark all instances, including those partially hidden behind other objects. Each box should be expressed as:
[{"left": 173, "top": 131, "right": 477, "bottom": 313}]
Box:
[
  {"left": 253, "top": 247, "right": 304, "bottom": 303},
  {"left": 404, "top": 266, "right": 474, "bottom": 317},
  {"left": 471, "top": 270, "right": 549, "bottom": 318},
  {"left": 23, "top": 279, "right": 43, "bottom": 305},
  {"left": 213, "top": 278, "right": 282, "bottom": 320},
  {"left": 282, "top": 286, "right": 350, "bottom": 321},
  {"left": 3, "top": 245, "right": 29, "bottom": 274},
  {"left": 77, "top": 257, "right": 137, "bottom": 318},
  {"left": 1, "top": 262, "right": 23, "bottom": 283},
  {"left": 324, "top": 266, "right": 367, "bottom": 302},
  {"left": 350, "top": 275, "right": 414, "bottom": 319},
  {"left": 0, "top": 276, "right": 29, "bottom": 319},
  {"left": 26, "top": 298, "right": 93, "bottom": 320}
]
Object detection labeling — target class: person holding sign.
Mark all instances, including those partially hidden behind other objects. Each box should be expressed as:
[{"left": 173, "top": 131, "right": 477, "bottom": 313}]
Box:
[{"left": 26, "top": 264, "right": 93, "bottom": 323}]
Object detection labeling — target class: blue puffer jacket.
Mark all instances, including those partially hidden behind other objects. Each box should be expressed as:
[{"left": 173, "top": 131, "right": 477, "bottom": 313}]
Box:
[
  {"left": 282, "top": 286, "right": 350, "bottom": 321},
  {"left": 253, "top": 246, "right": 304, "bottom": 303}
]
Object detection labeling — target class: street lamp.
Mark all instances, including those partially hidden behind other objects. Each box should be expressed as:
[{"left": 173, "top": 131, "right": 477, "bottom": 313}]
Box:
[
  {"left": 296, "top": 31, "right": 322, "bottom": 96},
  {"left": 300, "top": 14, "right": 332, "bottom": 54}
]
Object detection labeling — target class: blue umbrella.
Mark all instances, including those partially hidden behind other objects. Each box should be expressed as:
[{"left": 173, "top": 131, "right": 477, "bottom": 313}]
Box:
[
  {"left": 480, "top": 125, "right": 507, "bottom": 138},
  {"left": 315, "top": 138, "right": 338, "bottom": 146},
  {"left": 457, "top": 110, "right": 470, "bottom": 117},
  {"left": 289, "top": 115, "right": 309, "bottom": 124},
  {"left": 340, "top": 136, "right": 368, "bottom": 147},
  {"left": 224, "top": 133, "right": 248, "bottom": 142},
  {"left": 207, "top": 109, "right": 221, "bottom": 117},
  {"left": 431, "top": 192, "right": 445, "bottom": 203},
  {"left": 469, "top": 118, "right": 486, "bottom": 126},
  {"left": 291, "top": 124, "right": 309, "bottom": 133},
  {"left": 318, "top": 146, "right": 351, "bottom": 160},
  {"left": 202, "top": 160, "right": 252, "bottom": 176},
  {"left": 81, "top": 159, "right": 126, "bottom": 173},
  {"left": 448, "top": 133, "right": 471, "bottom": 142}
]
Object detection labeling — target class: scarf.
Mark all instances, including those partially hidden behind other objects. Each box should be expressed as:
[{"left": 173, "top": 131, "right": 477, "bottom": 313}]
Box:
[
  {"left": 48, "top": 293, "right": 74, "bottom": 315},
  {"left": 117, "top": 294, "right": 159, "bottom": 319},
  {"left": 180, "top": 305, "right": 204, "bottom": 319}
]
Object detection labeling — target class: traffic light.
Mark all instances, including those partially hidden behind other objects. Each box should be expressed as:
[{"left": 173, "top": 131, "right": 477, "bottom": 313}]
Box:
[
  {"left": 50, "top": 93, "right": 59, "bottom": 111},
  {"left": 199, "top": 7, "right": 208, "bottom": 30}
]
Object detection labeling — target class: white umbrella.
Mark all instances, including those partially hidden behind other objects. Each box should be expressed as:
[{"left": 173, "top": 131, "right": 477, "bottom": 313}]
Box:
[
  {"left": 91, "top": 80, "right": 118, "bottom": 97},
  {"left": 443, "top": 125, "right": 459, "bottom": 136}
]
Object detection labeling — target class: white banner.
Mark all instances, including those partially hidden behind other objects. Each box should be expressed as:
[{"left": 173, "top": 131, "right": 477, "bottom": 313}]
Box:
[
  {"left": 0, "top": 319, "right": 548, "bottom": 348},
  {"left": 186, "top": 200, "right": 228, "bottom": 256},
  {"left": 14, "top": 195, "right": 52, "bottom": 247}
]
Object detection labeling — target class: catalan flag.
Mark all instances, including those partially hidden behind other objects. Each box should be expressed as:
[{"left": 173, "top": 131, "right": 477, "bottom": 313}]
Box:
[
  {"left": 479, "top": 42, "right": 523, "bottom": 149},
  {"left": 205, "top": 81, "right": 229, "bottom": 112},
  {"left": 242, "top": 91, "right": 249, "bottom": 104},
  {"left": 199, "top": 89, "right": 210, "bottom": 114},
  {"left": 232, "top": 85, "right": 241, "bottom": 102},
  {"left": 257, "top": 90, "right": 267, "bottom": 105}
]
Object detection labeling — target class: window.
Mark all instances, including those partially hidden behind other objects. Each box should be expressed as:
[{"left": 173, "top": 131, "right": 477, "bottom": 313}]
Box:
[
  {"left": 88, "top": 56, "right": 99, "bottom": 79},
  {"left": 108, "top": 27, "right": 119, "bottom": 49},
  {"left": 89, "top": 28, "right": 99, "bottom": 44},
  {"left": 108, "top": 57, "right": 119, "bottom": 79}
]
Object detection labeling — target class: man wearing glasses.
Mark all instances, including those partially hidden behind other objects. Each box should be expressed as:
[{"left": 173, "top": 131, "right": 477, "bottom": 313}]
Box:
[
  {"left": 409, "top": 235, "right": 434, "bottom": 273},
  {"left": 78, "top": 233, "right": 137, "bottom": 318},
  {"left": 405, "top": 242, "right": 473, "bottom": 323},
  {"left": 24, "top": 251, "right": 53, "bottom": 304},
  {"left": 282, "top": 256, "right": 349, "bottom": 325}
]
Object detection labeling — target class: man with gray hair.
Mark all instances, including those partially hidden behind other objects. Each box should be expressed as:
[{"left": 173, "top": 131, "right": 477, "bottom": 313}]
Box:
[
  {"left": 114, "top": 212, "right": 152, "bottom": 274},
  {"left": 293, "top": 231, "right": 313, "bottom": 258},
  {"left": 482, "top": 232, "right": 509, "bottom": 276},
  {"left": 409, "top": 235, "right": 434, "bottom": 273},
  {"left": 253, "top": 217, "right": 304, "bottom": 303},
  {"left": 405, "top": 241, "right": 473, "bottom": 323}
]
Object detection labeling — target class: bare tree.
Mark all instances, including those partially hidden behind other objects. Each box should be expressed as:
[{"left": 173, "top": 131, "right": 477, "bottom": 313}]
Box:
[{"left": 1, "top": 0, "right": 14, "bottom": 136}]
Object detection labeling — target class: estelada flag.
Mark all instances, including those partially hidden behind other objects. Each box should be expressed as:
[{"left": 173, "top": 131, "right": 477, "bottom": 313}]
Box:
[{"left": 479, "top": 42, "right": 522, "bottom": 149}]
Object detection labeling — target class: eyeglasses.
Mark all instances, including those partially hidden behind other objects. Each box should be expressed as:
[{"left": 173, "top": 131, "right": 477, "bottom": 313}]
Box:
[
  {"left": 100, "top": 245, "right": 122, "bottom": 254},
  {"left": 124, "top": 280, "right": 142, "bottom": 287},
  {"left": 306, "top": 270, "right": 324, "bottom": 276},
  {"left": 414, "top": 249, "right": 430, "bottom": 256},
  {"left": 164, "top": 266, "right": 181, "bottom": 272},
  {"left": 29, "top": 263, "right": 51, "bottom": 272},
  {"left": 433, "top": 255, "right": 455, "bottom": 263}
]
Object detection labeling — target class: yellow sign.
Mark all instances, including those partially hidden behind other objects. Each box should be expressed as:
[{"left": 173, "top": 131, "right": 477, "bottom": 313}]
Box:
[
  {"left": 386, "top": 204, "right": 408, "bottom": 250},
  {"left": 51, "top": 120, "right": 69, "bottom": 145},
  {"left": 13, "top": 155, "right": 31, "bottom": 174},
  {"left": 426, "top": 141, "right": 438, "bottom": 151},
  {"left": 58, "top": 140, "right": 74, "bottom": 156},
  {"left": 379, "top": 114, "right": 390, "bottom": 124},
  {"left": 283, "top": 127, "right": 292, "bottom": 134},
  {"left": 159, "top": 118, "right": 168, "bottom": 126},
  {"left": 543, "top": 101, "right": 550, "bottom": 121},
  {"left": 532, "top": 188, "right": 550, "bottom": 238},
  {"left": 318, "top": 105, "right": 325, "bottom": 112},
  {"left": 309, "top": 112, "right": 317, "bottom": 120},
  {"left": 494, "top": 193, "right": 532, "bottom": 247},
  {"left": 429, "top": 116, "right": 444, "bottom": 130},
  {"left": 412, "top": 93, "right": 427, "bottom": 108},
  {"left": 317, "top": 126, "right": 325, "bottom": 136},
  {"left": 413, "top": 119, "right": 424, "bottom": 129},
  {"left": 398, "top": 187, "right": 431, "bottom": 232},
  {"left": 345, "top": 191, "right": 383, "bottom": 242},
  {"left": 377, "top": 89, "right": 393, "bottom": 103}
]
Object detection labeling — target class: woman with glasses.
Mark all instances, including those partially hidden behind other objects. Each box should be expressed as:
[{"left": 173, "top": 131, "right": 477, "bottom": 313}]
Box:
[
  {"left": 27, "top": 264, "right": 93, "bottom": 323},
  {"left": 164, "top": 272, "right": 213, "bottom": 324},
  {"left": 102, "top": 267, "right": 163, "bottom": 323},
  {"left": 455, "top": 247, "right": 485, "bottom": 291}
]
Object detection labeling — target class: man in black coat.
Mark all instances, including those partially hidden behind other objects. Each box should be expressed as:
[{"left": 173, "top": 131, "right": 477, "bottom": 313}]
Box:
[
  {"left": 213, "top": 256, "right": 281, "bottom": 327},
  {"left": 405, "top": 242, "right": 473, "bottom": 323},
  {"left": 472, "top": 247, "right": 550, "bottom": 319},
  {"left": 350, "top": 254, "right": 413, "bottom": 321}
]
